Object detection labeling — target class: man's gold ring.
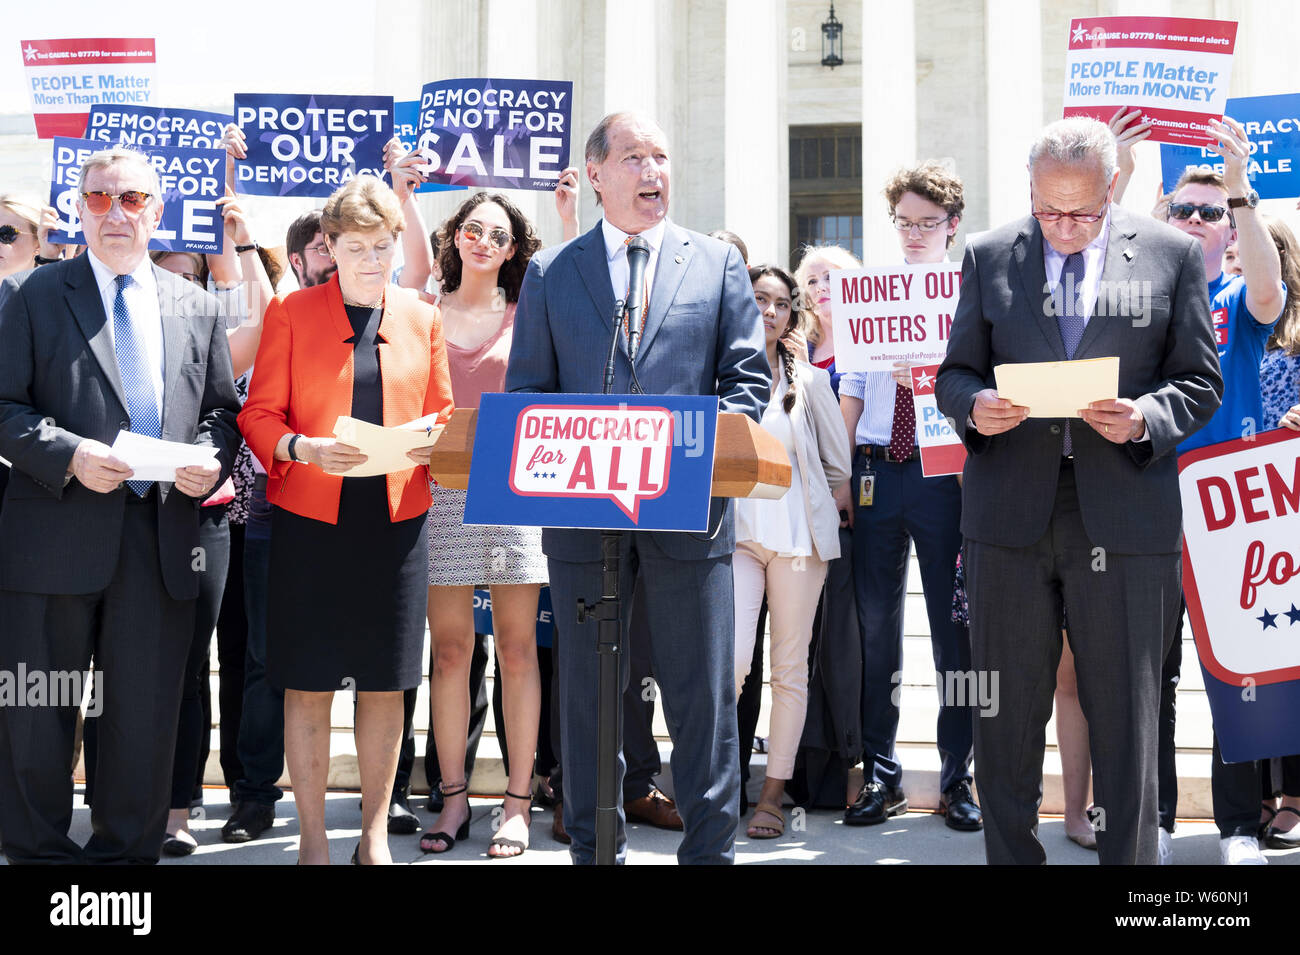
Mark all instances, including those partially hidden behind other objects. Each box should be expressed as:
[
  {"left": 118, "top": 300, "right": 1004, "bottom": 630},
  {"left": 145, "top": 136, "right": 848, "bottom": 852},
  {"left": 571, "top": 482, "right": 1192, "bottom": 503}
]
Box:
[{"left": 1105, "top": 425, "right": 1110, "bottom": 434}]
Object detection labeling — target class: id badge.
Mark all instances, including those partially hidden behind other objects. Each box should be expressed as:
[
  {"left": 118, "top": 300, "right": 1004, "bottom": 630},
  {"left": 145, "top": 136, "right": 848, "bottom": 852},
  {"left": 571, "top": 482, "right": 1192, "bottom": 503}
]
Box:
[{"left": 858, "top": 472, "right": 876, "bottom": 507}]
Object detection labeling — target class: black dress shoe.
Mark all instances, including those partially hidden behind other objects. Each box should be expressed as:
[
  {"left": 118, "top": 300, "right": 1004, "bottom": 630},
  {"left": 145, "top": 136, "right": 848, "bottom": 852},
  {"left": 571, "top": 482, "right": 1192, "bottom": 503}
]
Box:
[
  {"left": 843, "top": 781, "right": 908, "bottom": 826},
  {"left": 388, "top": 790, "right": 420, "bottom": 834},
  {"left": 426, "top": 788, "right": 445, "bottom": 814},
  {"left": 938, "top": 780, "right": 983, "bottom": 831},
  {"left": 221, "top": 802, "right": 275, "bottom": 843}
]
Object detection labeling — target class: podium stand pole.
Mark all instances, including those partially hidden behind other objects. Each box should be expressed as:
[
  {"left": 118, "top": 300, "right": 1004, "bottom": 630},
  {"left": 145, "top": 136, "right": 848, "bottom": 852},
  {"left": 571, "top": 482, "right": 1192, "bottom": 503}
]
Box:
[{"left": 577, "top": 529, "right": 625, "bottom": 865}]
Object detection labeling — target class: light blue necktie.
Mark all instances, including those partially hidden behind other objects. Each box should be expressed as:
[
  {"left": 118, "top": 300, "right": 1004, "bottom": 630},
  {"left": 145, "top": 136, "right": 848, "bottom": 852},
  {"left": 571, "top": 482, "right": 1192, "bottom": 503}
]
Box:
[
  {"left": 112, "top": 274, "right": 161, "bottom": 496},
  {"left": 1054, "top": 252, "right": 1086, "bottom": 456}
]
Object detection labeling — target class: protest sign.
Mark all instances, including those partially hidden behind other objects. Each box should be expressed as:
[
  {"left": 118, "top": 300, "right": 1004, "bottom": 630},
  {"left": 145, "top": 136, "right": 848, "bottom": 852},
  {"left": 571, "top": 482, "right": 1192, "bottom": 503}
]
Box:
[
  {"left": 1062, "top": 16, "right": 1237, "bottom": 146},
  {"left": 233, "top": 93, "right": 392, "bottom": 198},
  {"left": 910, "top": 364, "right": 966, "bottom": 478},
  {"left": 86, "top": 104, "right": 231, "bottom": 150},
  {"left": 416, "top": 78, "right": 571, "bottom": 191},
  {"left": 1179, "top": 427, "right": 1300, "bottom": 762},
  {"left": 472, "top": 587, "right": 555, "bottom": 646},
  {"left": 1160, "top": 93, "right": 1300, "bottom": 199},
  {"left": 21, "top": 38, "right": 157, "bottom": 139},
  {"left": 47, "top": 137, "right": 225, "bottom": 255},
  {"left": 392, "top": 100, "right": 464, "bottom": 195},
  {"left": 829, "top": 263, "right": 962, "bottom": 373}
]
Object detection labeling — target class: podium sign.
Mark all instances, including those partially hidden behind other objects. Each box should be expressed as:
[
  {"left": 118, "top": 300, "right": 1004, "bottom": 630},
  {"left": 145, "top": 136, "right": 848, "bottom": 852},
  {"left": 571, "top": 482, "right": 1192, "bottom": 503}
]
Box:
[{"left": 464, "top": 393, "right": 719, "bottom": 531}]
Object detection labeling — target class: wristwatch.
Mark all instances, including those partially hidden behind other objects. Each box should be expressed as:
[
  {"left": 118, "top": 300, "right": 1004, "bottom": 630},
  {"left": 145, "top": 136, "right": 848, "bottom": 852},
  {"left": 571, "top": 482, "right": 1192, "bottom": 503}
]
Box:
[
  {"left": 287, "top": 434, "right": 304, "bottom": 462},
  {"left": 1227, "top": 190, "right": 1259, "bottom": 210}
]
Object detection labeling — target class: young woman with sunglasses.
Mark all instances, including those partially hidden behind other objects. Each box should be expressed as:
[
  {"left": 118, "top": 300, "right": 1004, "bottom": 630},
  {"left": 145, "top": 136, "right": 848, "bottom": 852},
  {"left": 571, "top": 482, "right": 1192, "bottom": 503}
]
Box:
[
  {"left": 0, "top": 194, "right": 63, "bottom": 280},
  {"left": 420, "top": 191, "right": 547, "bottom": 858}
]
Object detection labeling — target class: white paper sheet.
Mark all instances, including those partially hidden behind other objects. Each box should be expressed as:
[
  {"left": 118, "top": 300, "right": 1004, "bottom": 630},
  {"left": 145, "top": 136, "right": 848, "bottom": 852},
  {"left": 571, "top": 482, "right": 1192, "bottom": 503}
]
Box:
[{"left": 110, "top": 431, "right": 218, "bottom": 482}]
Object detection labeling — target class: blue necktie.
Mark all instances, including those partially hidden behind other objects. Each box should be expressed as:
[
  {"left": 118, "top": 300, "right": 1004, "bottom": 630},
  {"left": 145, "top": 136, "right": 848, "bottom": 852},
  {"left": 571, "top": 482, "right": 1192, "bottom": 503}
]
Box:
[
  {"left": 1054, "top": 252, "right": 1086, "bottom": 456},
  {"left": 112, "top": 274, "right": 161, "bottom": 495}
]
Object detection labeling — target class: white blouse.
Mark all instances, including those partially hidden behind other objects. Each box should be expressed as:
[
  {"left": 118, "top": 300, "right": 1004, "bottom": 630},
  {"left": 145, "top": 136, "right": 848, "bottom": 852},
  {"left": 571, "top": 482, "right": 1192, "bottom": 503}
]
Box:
[{"left": 735, "top": 375, "right": 813, "bottom": 557}]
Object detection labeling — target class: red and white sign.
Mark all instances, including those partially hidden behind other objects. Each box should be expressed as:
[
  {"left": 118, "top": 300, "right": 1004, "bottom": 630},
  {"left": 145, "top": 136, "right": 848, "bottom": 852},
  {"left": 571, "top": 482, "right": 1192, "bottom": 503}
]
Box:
[
  {"left": 829, "top": 263, "right": 962, "bottom": 373},
  {"left": 1179, "top": 428, "right": 1300, "bottom": 687},
  {"left": 21, "top": 38, "right": 157, "bottom": 140},
  {"left": 1062, "top": 16, "right": 1236, "bottom": 147},
  {"left": 508, "top": 404, "right": 673, "bottom": 522},
  {"left": 910, "top": 364, "right": 966, "bottom": 478}
]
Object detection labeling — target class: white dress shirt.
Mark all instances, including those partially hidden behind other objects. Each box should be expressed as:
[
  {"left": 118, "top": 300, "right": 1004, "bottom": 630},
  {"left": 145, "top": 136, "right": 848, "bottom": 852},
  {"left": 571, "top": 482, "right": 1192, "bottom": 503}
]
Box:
[
  {"left": 86, "top": 251, "right": 165, "bottom": 422},
  {"left": 601, "top": 218, "right": 666, "bottom": 313},
  {"left": 1042, "top": 215, "right": 1110, "bottom": 327}
]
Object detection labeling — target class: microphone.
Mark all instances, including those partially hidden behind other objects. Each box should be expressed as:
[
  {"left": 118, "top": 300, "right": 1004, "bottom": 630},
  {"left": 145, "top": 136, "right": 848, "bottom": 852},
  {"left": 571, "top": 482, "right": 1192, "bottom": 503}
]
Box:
[{"left": 625, "top": 236, "right": 651, "bottom": 363}]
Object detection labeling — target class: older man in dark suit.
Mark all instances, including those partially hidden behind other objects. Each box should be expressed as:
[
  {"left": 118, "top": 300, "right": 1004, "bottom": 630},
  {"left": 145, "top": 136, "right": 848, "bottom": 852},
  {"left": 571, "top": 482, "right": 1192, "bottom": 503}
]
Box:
[
  {"left": 0, "top": 146, "right": 239, "bottom": 864},
  {"left": 506, "top": 111, "right": 769, "bottom": 864},
  {"left": 936, "top": 117, "right": 1223, "bottom": 865}
]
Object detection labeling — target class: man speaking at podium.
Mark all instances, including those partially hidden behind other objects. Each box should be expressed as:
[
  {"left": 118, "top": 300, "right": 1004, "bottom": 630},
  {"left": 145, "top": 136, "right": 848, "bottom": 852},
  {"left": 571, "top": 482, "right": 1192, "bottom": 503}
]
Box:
[{"left": 506, "top": 111, "right": 769, "bottom": 863}]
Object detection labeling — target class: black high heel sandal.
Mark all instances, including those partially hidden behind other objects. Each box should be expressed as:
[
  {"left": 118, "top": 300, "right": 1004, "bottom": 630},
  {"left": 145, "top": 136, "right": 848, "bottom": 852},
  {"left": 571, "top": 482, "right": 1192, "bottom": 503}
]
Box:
[
  {"left": 488, "top": 789, "right": 533, "bottom": 859},
  {"left": 419, "top": 781, "right": 471, "bottom": 854}
]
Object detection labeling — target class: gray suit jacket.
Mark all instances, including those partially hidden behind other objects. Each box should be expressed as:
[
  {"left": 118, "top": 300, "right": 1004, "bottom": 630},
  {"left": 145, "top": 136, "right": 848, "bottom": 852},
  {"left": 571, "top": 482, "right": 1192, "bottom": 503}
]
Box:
[
  {"left": 0, "top": 255, "right": 240, "bottom": 599},
  {"left": 935, "top": 206, "right": 1223, "bottom": 555},
  {"left": 504, "top": 219, "right": 770, "bottom": 561}
]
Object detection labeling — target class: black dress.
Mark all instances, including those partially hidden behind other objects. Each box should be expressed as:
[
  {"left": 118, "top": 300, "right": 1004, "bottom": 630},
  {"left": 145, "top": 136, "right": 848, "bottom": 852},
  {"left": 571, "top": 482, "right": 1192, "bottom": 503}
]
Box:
[{"left": 266, "top": 304, "right": 428, "bottom": 691}]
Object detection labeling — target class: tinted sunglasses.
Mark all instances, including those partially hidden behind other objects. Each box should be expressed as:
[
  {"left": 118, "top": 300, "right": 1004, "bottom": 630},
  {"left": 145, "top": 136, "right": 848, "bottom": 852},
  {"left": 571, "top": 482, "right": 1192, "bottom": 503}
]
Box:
[
  {"left": 1168, "top": 202, "right": 1230, "bottom": 223},
  {"left": 80, "top": 190, "right": 152, "bottom": 215},
  {"left": 0, "top": 225, "right": 29, "bottom": 244},
  {"left": 461, "top": 220, "right": 512, "bottom": 249}
]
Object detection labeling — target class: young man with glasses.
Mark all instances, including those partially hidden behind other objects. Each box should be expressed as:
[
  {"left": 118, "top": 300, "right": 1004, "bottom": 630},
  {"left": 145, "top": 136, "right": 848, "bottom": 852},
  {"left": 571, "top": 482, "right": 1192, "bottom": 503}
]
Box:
[
  {"left": 839, "top": 162, "right": 982, "bottom": 832},
  {"left": 1145, "top": 117, "right": 1285, "bottom": 866}
]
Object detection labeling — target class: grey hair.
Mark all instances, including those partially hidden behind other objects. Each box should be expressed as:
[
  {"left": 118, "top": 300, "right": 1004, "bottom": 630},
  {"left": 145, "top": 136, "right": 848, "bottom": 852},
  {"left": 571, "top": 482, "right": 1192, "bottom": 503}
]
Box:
[
  {"left": 1027, "top": 117, "right": 1117, "bottom": 181},
  {"left": 584, "top": 111, "right": 667, "bottom": 207},
  {"left": 78, "top": 146, "right": 163, "bottom": 205}
]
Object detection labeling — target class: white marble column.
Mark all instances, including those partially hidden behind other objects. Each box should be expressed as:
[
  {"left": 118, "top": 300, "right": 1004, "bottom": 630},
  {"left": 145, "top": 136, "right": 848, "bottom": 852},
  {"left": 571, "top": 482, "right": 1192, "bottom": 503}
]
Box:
[
  {"left": 861, "top": 0, "right": 915, "bottom": 265},
  {"left": 603, "top": 0, "right": 661, "bottom": 116},
  {"left": 486, "top": 0, "right": 542, "bottom": 225},
  {"left": 985, "top": 0, "right": 1042, "bottom": 229},
  {"left": 724, "top": 0, "right": 788, "bottom": 264}
]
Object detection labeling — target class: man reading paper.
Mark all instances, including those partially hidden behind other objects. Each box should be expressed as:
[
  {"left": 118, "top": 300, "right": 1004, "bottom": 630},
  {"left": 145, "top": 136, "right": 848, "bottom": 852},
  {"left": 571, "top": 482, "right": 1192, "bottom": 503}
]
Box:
[{"left": 935, "top": 117, "right": 1222, "bottom": 865}]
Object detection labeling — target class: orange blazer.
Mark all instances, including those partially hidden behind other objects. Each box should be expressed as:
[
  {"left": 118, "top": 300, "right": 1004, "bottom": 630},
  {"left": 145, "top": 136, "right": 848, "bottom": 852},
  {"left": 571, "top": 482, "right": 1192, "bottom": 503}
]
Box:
[{"left": 239, "top": 276, "right": 455, "bottom": 524}]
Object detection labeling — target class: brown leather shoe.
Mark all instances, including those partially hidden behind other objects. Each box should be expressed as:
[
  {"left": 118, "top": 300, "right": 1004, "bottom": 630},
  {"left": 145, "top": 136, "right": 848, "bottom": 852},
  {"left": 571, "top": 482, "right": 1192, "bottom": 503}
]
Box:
[
  {"left": 625, "top": 787, "right": 683, "bottom": 830},
  {"left": 552, "top": 800, "right": 571, "bottom": 844}
]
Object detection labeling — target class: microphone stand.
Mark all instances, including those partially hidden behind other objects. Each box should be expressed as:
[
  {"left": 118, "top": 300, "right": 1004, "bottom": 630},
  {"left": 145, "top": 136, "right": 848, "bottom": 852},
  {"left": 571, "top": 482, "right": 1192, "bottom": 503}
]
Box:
[{"left": 581, "top": 296, "right": 632, "bottom": 864}]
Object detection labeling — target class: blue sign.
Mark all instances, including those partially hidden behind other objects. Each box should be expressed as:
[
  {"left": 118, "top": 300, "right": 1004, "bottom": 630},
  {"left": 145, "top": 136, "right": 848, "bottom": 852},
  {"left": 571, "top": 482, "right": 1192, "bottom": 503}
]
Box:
[
  {"left": 233, "top": 93, "right": 392, "bottom": 198},
  {"left": 85, "top": 104, "right": 232, "bottom": 150},
  {"left": 465, "top": 393, "right": 719, "bottom": 532},
  {"left": 47, "top": 136, "right": 225, "bottom": 254},
  {"left": 393, "top": 100, "right": 464, "bottom": 195},
  {"left": 1160, "top": 93, "right": 1300, "bottom": 199},
  {"left": 472, "top": 586, "right": 555, "bottom": 647},
  {"left": 416, "top": 78, "right": 572, "bottom": 191}
]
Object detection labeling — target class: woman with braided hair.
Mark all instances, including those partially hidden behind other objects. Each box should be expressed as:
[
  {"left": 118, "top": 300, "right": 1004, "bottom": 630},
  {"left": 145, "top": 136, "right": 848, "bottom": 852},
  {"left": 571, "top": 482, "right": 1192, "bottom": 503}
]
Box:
[{"left": 732, "top": 264, "right": 851, "bottom": 839}]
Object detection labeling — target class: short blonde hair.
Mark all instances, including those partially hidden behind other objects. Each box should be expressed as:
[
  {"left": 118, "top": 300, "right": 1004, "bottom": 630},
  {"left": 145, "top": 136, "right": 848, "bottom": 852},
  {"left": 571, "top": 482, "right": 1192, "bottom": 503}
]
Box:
[
  {"left": 320, "top": 175, "right": 404, "bottom": 241},
  {"left": 0, "top": 194, "right": 43, "bottom": 235},
  {"left": 795, "top": 245, "right": 862, "bottom": 347}
]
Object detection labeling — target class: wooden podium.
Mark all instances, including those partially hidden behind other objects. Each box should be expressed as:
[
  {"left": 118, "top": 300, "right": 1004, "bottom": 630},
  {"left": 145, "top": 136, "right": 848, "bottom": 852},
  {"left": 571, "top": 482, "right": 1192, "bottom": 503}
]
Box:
[{"left": 428, "top": 406, "right": 792, "bottom": 498}]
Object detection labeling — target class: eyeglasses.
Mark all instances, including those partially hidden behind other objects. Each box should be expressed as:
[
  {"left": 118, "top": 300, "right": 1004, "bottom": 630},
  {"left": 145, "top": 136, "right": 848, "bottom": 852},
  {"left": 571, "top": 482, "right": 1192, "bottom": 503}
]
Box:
[
  {"left": 303, "top": 243, "right": 332, "bottom": 258},
  {"left": 1168, "top": 202, "right": 1230, "bottom": 224},
  {"left": 80, "top": 191, "right": 152, "bottom": 216},
  {"left": 177, "top": 272, "right": 202, "bottom": 286},
  {"left": 461, "top": 220, "right": 512, "bottom": 249},
  {"left": 1030, "top": 185, "right": 1113, "bottom": 224},
  {"left": 0, "top": 225, "right": 31, "bottom": 244},
  {"left": 891, "top": 215, "right": 951, "bottom": 234}
]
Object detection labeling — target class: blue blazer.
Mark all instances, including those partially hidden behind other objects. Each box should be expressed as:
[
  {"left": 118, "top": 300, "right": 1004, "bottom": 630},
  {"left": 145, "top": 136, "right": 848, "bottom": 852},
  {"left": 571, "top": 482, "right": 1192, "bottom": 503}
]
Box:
[{"left": 505, "top": 219, "right": 770, "bottom": 561}]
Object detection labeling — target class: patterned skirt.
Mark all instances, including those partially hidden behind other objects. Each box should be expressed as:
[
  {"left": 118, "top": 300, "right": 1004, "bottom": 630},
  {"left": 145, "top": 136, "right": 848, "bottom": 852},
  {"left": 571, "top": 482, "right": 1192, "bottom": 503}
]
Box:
[{"left": 427, "top": 484, "right": 548, "bottom": 587}]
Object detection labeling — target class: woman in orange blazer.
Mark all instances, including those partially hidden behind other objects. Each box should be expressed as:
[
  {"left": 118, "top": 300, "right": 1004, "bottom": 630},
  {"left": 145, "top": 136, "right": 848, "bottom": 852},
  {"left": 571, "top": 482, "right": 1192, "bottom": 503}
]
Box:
[{"left": 239, "top": 175, "right": 453, "bottom": 865}]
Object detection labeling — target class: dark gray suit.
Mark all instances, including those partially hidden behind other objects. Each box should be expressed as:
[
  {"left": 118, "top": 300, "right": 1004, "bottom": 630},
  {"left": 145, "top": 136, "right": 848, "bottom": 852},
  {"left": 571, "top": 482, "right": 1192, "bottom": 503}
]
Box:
[
  {"left": 506, "top": 220, "right": 769, "bottom": 863},
  {"left": 0, "top": 255, "right": 239, "bottom": 863},
  {"left": 936, "top": 206, "right": 1222, "bottom": 864}
]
